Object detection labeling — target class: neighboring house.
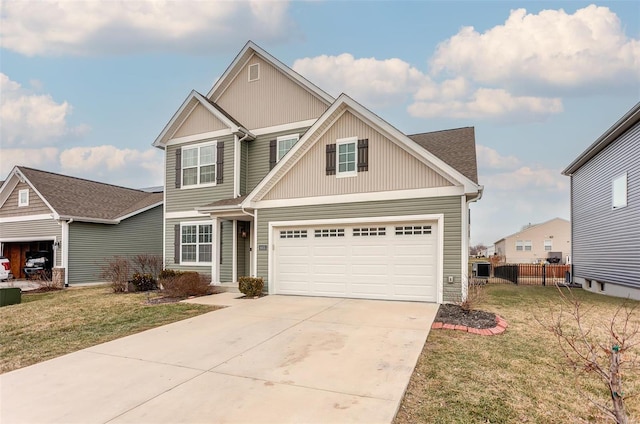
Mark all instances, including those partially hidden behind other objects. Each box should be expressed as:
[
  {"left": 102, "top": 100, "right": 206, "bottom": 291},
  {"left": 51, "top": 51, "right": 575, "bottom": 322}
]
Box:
[
  {"left": 153, "top": 41, "right": 482, "bottom": 303},
  {"left": 494, "top": 218, "right": 571, "bottom": 264},
  {"left": 562, "top": 102, "right": 640, "bottom": 300},
  {"left": 0, "top": 166, "right": 163, "bottom": 285}
]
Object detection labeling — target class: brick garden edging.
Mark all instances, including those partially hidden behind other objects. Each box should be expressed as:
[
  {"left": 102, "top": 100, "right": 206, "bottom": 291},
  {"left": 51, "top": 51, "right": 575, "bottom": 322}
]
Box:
[{"left": 431, "top": 315, "right": 508, "bottom": 336}]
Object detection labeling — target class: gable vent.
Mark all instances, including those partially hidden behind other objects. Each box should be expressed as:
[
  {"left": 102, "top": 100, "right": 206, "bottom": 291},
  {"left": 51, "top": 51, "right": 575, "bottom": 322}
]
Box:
[{"left": 248, "top": 63, "right": 260, "bottom": 82}]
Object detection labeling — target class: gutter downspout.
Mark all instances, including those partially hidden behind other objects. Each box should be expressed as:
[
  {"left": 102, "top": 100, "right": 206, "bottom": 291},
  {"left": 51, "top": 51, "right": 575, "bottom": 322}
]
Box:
[
  {"left": 241, "top": 205, "right": 257, "bottom": 278},
  {"left": 462, "top": 186, "right": 483, "bottom": 301}
]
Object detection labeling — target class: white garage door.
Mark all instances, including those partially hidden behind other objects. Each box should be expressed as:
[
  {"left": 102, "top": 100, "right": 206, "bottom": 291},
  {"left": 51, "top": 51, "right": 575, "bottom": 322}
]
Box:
[{"left": 273, "top": 221, "right": 438, "bottom": 302}]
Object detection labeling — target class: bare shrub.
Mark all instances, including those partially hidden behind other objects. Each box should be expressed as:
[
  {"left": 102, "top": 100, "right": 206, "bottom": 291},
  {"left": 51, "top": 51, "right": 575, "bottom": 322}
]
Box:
[
  {"left": 238, "top": 276, "right": 264, "bottom": 297},
  {"left": 99, "top": 256, "right": 132, "bottom": 293},
  {"left": 130, "top": 254, "right": 163, "bottom": 280},
  {"left": 161, "top": 272, "right": 212, "bottom": 298},
  {"left": 539, "top": 286, "right": 639, "bottom": 424},
  {"left": 459, "top": 278, "right": 487, "bottom": 313},
  {"left": 31, "top": 270, "right": 61, "bottom": 291}
]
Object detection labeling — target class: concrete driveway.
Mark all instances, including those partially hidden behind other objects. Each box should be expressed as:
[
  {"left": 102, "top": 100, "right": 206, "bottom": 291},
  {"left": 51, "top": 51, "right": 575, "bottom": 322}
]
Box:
[{"left": 0, "top": 293, "right": 438, "bottom": 424}]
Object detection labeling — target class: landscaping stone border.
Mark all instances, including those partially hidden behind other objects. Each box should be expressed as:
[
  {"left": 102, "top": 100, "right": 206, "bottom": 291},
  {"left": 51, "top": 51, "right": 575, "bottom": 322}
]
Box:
[{"left": 431, "top": 315, "right": 508, "bottom": 336}]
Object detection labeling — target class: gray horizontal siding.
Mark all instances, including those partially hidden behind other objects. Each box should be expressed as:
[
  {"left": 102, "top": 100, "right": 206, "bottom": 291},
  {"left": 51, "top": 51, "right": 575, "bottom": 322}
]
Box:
[
  {"left": 571, "top": 121, "right": 640, "bottom": 288},
  {"left": 67, "top": 206, "right": 163, "bottom": 285},
  {"left": 246, "top": 127, "right": 311, "bottom": 193},
  {"left": 164, "top": 217, "right": 233, "bottom": 281},
  {"left": 0, "top": 219, "right": 62, "bottom": 267},
  {"left": 256, "top": 196, "right": 463, "bottom": 302},
  {"left": 166, "top": 134, "right": 235, "bottom": 213}
]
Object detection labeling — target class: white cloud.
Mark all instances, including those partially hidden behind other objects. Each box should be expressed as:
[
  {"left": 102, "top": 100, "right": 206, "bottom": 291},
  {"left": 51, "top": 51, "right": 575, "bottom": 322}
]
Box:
[
  {"left": 293, "top": 54, "right": 433, "bottom": 108},
  {"left": 430, "top": 5, "right": 640, "bottom": 91},
  {"left": 409, "top": 88, "right": 563, "bottom": 121},
  {"left": 59, "top": 145, "right": 163, "bottom": 187},
  {"left": 0, "top": 74, "right": 88, "bottom": 146},
  {"left": 476, "top": 145, "right": 521, "bottom": 171},
  {"left": 481, "top": 166, "right": 567, "bottom": 192},
  {"left": 0, "top": 1, "right": 294, "bottom": 56},
  {"left": 0, "top": 148, "right": 60, "bottom": 179}
]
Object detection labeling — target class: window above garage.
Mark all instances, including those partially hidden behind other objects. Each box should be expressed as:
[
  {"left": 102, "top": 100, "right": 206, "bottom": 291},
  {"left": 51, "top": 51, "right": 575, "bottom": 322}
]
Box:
[{"left": 18, "top": 189, "right": 29, "bottom": 207}]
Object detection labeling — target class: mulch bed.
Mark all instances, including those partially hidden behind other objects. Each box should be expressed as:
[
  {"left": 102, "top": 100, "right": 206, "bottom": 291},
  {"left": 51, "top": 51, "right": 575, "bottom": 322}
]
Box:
[{"left": 435, "top": 304, "right": 497, "bottom": 329}]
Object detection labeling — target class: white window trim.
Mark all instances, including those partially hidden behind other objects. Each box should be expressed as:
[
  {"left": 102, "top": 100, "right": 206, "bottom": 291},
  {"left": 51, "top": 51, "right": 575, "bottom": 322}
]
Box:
[
  {"left": 544, "top": 240, "right": 553, "bottom": 251},
  {"left": 18, "top": 189, "right": 29, "bottom": 207},
  {"left": 515, "top": 240, "right": 524, "bottom": 251},
  {"left": 336, "top": 136, "right": 358, "bottom": 178},
  {"left": 179, "top": 221, "right": 213, "bottom": 266},
  {"left": 181, "top": 141, "right": 217, "bottom": 189},
  {"left": 524, "top": 240, "right": 532, "bottom": 251},
  {"left": 248, "top": 63, "right": 260, "bottom": 82},
  {"left": 612, "top": 172, "right": 627, "bottom": 209},
  {"left": 276, "top": 133, "right": 299, "bottom": 162}
]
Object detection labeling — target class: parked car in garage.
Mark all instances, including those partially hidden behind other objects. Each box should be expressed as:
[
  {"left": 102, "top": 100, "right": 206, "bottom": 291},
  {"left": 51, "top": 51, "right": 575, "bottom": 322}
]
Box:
[
  {"left": 23, "top": 251, "right": 53, "bottom": 280},
  {"left": 0, "top": 256, "right": 14, "bottom": 281}
]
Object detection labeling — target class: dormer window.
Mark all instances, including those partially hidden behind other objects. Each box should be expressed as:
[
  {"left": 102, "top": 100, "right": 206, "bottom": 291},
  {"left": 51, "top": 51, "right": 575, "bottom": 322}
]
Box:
[{"left": 18, "top": 189, "right": 29, "bottom": 207}]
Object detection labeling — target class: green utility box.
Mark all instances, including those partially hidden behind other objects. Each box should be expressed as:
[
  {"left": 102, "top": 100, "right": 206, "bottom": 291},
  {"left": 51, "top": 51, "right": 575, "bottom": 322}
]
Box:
[{"left": 0, "top": 287, "right": 22, "bottom": 307}]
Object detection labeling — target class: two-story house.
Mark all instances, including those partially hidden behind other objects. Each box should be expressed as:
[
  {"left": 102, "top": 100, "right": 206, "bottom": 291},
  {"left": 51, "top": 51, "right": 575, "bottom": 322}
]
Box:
[
  {"left": 493, "top": 217, "right": 571, "bottom": 264},
  {"left": 153, "top": 42, "right": 482, "bottom": 303}
]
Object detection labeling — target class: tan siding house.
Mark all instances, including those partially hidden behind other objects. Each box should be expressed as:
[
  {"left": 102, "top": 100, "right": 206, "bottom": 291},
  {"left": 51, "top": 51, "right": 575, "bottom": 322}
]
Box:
[
  {"left": 494, "top": 217, "right": 571, "bottom": 264},
  {"left": 153, "top": 41, "right": 483, "bottom": 303},
  {"left": 0, "top": 167, "right": 163, "bottom": 284}
]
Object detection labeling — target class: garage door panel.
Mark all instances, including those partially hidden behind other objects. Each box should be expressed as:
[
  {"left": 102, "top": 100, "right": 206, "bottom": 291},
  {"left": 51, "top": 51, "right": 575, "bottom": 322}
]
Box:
[{"left": 274, "top": 221, "right": 438, "bottom": 302}]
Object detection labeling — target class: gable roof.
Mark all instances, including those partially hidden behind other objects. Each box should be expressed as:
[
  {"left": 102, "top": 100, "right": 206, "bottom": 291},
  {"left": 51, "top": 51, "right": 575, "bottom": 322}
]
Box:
[
  {"left": 408, "top": 128, "right": 478, "bottom": 184},
  {"left": 152, "top": 90, "right": 253, "bottom": 148},
  {"left": 0, "top": 167, "right": 162, "bottom": 223},
  {"left": 563, "top": 102, "right": 640, "bottom": 175},
  {"left": 494, "top": 217, "right": 569, "bottom": 244},
  {"left": 206, "top": 41, "right": 335, "bottom": 106},
  {"left": 244, "top": 93, "right": 482, "bottom": 205}
]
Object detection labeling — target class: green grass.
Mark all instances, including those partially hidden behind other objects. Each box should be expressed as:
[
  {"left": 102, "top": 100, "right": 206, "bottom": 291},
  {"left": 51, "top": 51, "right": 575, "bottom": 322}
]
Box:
[
  {"left": 394, "top": 285, "right": 640, "bottom": 424},
  {"left": 0, "top": 285, "right": 218, "bottom": 373}
]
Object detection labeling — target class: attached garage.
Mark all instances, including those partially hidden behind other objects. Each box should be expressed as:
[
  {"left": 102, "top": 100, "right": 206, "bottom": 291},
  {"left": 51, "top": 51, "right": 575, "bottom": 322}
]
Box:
[{"left": 270, "top": 217, "right": 441, "bottom": 302}]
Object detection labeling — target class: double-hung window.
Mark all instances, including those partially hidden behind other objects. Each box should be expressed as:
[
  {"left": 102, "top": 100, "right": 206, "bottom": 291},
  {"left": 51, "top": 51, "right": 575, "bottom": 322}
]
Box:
[
  {"left": 277, "top": 134, "right": 299, "bottom": 162},
  {"left": 181, "top": 223, "right": 213, "bottom": 264},
  {"left": 182, "top": 142, "right": 216, "bottom": 187},
  {"left": 544, "top": 240, "right": 552, "bottom": 251},
  {"left": 337, "top": 137, "right": 357, "bottom": 177}
]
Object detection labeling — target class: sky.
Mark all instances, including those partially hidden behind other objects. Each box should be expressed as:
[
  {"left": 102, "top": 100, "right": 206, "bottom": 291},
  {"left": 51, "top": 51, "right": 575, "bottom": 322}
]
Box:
[{"left": 1, "top": 1, "right": 639, "bottom": 246}]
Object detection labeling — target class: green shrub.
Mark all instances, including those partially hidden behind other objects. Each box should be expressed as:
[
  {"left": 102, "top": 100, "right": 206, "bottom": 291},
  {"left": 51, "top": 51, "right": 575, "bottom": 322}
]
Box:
[
  {"left": 161, "top": 272, "right": 212, "bottom": 298},
  {"left": 238, "top": 276, "right": 264, "bottom": 297},
  {"left": 130, "top": 273, "right": 157, "bottom": 292}
]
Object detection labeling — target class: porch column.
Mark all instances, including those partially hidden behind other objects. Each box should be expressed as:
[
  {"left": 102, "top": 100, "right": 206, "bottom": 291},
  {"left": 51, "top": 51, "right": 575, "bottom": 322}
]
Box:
[
  {"left": 212, "top": 217, "right": 220, "bottom": 284},
  {"left": 232, "top": 220, "right": 238, "bottom": 283}
]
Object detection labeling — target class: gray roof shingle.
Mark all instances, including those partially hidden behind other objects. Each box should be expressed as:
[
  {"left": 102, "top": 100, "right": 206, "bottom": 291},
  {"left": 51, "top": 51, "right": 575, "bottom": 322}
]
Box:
[
  {"left": 407, "top": 127, "right": 478, "bottom": 184},
  {"left": 18, "top": 167, "right": 163, "bottom": 221}
]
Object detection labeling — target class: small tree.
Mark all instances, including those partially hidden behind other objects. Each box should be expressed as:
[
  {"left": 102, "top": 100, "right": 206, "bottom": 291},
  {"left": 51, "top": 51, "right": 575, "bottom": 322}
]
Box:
[{"left": 541, "top": 287, "right": 639, "bottom": 424}]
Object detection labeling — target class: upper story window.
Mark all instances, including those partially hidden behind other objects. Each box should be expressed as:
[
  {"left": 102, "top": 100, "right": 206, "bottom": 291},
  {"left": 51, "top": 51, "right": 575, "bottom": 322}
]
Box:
[
  {"left": 337, "top": 137, "right": 357, "bottom": 177},
  {"left": 612, "top": 173, "right": 627, "bottom": 209},
  {"left": 18, "top": 189, "right": 29, "bottom": 207},
  {"left": 248, "top": 63, "right": 260, "bottom": 82},
  {"left": 277, "top": 134, "right": 299, "bottom": 162},
  {"left": 544, "top": 240, "right": 552, "bottom": 251},
  {"left": 182, "top": 142, "right": 216, "bottom": 187}
]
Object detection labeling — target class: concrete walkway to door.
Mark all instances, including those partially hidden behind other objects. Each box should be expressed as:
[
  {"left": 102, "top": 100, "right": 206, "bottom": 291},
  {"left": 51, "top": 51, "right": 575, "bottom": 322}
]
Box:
[{"left": 0, "top": 294, "right": 438, "bottom": 424}]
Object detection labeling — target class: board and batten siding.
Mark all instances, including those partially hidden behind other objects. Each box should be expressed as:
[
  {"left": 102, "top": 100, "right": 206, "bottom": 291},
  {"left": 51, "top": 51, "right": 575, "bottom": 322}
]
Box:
[
  {"left": 245, "top": 127, "right": 311, "bottom": 193},
  {"left": 165, "top": 217, "right": 233, "bottom": 282},
  {"left": 173, "top": 103, "right": 229, "bottom": 139},
  {"left": 0, "top": 182, "right": 51, "bottom": 217},
  {"left": 571, "top": 120, "right": 640, "bottom": 289},
  {"left": 263, "top": 111, "right": 452, "bottom": 200},
  {"left": 256, "top": 196, "right": 463, "bottom": 302},
  {"left": 215, "top": 54, "right": 328, "bottom": 131},
  {"left": 165, "top": 134, "right": 235, "bottom": 213},
  {"left": 67, "top": 206, "right": 163, "bottom": 285},
  {"left": 0, "top": 219, "right": 62, "bottom": 267}
]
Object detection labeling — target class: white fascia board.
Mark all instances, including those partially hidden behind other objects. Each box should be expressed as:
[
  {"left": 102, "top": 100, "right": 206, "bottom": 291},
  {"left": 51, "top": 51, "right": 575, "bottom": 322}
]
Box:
[
  {"left": 251, "top": 119, "right": 318, "bottom": 136},
  {"left": 57, "top": 215, "right": 119, "bottom": 224},
  {"left": 166, "top": 129, "right": 234, "bottom": 147},
  {"left": 0, "top": 214, "right": 54, "bottom": 223},
  {"left": 207, "top": 41, "right": 335, "bottom": 105},
  {"left": 165, "top": 210, "right": 210, "bottom": 219},
  {"left": 252, "top": 186, "right": 464, "bottom": 209},
  {"left": 115, "top": 201, "right": 163, "bottom": 221},
  {"left": 153, "top": 91, "right": 199, "bottom": 148}
]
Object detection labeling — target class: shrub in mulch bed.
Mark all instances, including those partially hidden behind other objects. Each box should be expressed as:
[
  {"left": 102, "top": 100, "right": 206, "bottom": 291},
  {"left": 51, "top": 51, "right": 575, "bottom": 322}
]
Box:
[{"left": 435, "top": 304, "right": 497, "bottom": 329}]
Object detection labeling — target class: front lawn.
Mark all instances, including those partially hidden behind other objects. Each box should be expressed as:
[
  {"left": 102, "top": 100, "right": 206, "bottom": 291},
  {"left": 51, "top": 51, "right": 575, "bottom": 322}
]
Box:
[
  {"left": 395, "top": 285, "right": 640, "bottom": 423},
  {"left": 0, "top": 285, "right": 217, "bottom": 373}
]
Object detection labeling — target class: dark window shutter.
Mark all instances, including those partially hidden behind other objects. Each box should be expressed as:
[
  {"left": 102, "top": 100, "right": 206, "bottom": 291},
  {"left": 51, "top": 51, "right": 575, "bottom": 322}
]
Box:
[
  {"left": 174, "top": 225, "right": 181, "bottom": 264},
  {"left": 269, "top": 140, "right": 277, "bottom": 170},
  {"left": 175, "top": 149, "right": 182, "bottom": 188},
  {"left": 326, "top": 144, "right": 336, "bottom": 175},
  {"left": 358, "top": 139, "right": 369, "bottom": 172},
  {"left": 216, "top": 142, "right": 224, "bottom": 184}
]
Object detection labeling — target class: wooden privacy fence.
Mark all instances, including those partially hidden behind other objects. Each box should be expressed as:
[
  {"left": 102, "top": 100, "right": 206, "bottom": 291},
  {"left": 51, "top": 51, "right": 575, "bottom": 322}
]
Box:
[{"left": 491, "top": 264, "right": 571, "bottom": 286}]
